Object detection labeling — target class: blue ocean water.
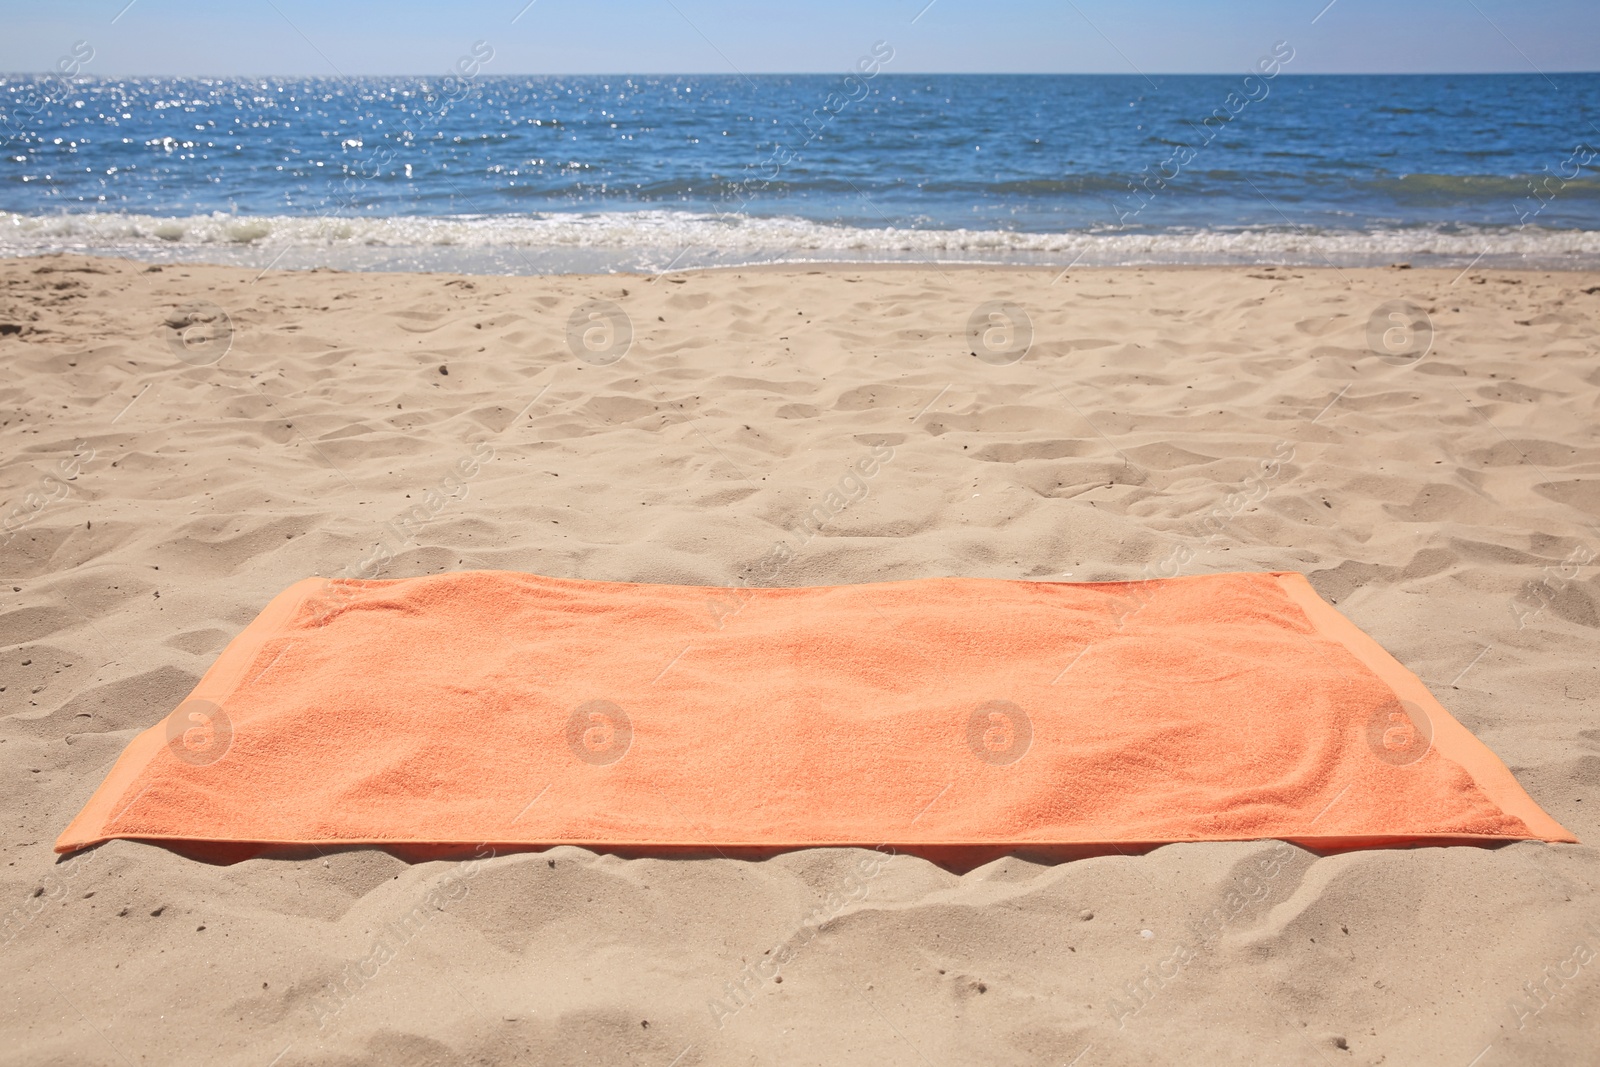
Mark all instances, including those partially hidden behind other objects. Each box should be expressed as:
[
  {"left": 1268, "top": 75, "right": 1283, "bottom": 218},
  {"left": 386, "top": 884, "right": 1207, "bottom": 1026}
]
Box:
[{"left": 2, "top": 70, "right": 1598, "bottom": 271}]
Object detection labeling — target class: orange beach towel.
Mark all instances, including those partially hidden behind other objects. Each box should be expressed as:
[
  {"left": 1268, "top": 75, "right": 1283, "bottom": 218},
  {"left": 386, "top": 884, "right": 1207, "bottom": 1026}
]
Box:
[{"left": 58, "top": 570, "right": 1574, "bottom": 856}]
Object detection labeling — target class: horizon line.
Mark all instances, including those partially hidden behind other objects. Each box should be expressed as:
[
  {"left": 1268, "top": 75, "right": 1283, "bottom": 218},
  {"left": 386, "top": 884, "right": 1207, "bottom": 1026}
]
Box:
[{"left": 4, "top": 69, "right": 1600, "bottom": 78}]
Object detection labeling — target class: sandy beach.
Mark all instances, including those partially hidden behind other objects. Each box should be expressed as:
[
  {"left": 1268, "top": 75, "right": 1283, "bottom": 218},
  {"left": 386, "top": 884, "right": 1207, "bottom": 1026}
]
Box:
[{"left": 2, "top": 255, "right": 1597, "bottom": 1065}]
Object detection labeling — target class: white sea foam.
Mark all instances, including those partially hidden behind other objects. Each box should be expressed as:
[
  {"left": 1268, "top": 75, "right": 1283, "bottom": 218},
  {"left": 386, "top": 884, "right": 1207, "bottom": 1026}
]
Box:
[{"left": 4, "top": 209, "right": 1599, "bottom": 273}]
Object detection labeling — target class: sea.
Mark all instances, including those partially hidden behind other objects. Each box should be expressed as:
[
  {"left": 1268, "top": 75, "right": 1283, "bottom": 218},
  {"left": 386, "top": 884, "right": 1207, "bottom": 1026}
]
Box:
[{"left": 2, "top": 72, "right": 1598, "bottom": 274}]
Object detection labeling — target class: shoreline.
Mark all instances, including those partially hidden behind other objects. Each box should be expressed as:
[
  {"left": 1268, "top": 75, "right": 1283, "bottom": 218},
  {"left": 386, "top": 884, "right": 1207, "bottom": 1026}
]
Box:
[
  {"left": 6, "top": 211, "right": 1600, "bottom": 276},
  {"left": 9, "top": 250, "right": 1600, "bottom": 280}
]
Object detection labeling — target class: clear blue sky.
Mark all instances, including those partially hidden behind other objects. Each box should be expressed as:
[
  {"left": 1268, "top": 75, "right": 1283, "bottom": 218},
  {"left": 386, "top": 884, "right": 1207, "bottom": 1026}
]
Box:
[{"left": 2, "top": 0, "right": 1596, "bottom": 75}]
